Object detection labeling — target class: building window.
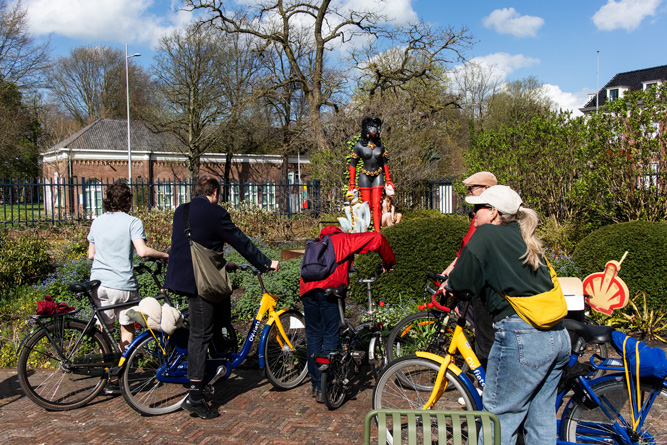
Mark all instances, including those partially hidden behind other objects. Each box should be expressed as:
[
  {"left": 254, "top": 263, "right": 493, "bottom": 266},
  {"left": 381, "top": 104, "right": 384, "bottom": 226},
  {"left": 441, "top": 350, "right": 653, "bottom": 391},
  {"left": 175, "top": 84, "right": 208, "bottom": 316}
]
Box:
[
  {"left": 156, "top": 183, "right": 174, "bottom": 210},
  {"left": 262, "top": 183, "right": 277, "bottom": 210},
  {"left": 609, "top": 89, "right": 619, "bottom": 101},
  {"left": 83, "top": 179, "right": 103, "bottom": 216}
]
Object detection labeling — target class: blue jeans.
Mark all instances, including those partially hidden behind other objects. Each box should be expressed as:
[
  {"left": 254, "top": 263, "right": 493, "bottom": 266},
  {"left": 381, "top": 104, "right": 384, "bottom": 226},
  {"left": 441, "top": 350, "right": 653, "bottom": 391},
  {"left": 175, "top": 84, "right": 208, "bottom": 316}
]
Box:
[
  {"left": 481, "top": 315, "right": 570, "bottom": 445},
  {"left": 301, "top": 289, "right": 341, "bottom": 390}
]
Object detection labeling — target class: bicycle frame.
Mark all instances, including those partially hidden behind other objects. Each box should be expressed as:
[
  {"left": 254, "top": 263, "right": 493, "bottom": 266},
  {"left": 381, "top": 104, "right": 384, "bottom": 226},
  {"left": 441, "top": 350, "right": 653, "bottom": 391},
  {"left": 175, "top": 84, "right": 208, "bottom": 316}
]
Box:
[
  {"left": 119, "top": 285, "right": 298, "bottom": 387},
  {"left": 414, "top": 307, "right": 485, "bottom": 410}
]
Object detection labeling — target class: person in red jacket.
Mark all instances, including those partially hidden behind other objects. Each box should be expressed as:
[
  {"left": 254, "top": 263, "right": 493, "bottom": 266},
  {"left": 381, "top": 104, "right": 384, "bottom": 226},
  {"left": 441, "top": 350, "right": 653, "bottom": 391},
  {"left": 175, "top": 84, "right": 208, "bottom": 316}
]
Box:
[{"left": 300, "top": 225, "right": 396, "bottom": 402}]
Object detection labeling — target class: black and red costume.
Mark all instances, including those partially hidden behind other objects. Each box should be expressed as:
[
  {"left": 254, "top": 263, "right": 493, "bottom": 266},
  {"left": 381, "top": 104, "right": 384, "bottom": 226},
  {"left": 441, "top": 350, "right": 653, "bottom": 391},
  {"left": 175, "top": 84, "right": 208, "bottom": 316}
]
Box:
[{"left": 348, "top": 117, "right": 394, "bottom": 232}]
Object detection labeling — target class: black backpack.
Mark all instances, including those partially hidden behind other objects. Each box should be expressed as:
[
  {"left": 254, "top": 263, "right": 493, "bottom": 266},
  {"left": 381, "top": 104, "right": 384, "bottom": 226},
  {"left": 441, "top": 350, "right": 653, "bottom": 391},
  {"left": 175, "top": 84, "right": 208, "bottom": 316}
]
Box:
[{"left": 300, "top": 234, "right": 339, "bottom": 282}]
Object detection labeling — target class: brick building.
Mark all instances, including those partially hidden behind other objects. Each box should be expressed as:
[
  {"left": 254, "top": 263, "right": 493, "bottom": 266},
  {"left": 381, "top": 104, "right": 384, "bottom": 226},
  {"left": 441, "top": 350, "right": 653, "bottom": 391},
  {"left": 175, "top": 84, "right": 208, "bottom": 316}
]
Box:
[{"left": 39, "top": 119, "right": 311, "bottom": 216}]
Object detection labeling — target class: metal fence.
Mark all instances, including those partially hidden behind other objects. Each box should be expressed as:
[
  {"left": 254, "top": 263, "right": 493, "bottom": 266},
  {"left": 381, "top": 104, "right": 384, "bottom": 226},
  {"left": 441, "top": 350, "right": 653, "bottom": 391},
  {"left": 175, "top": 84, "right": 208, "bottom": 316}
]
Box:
[{"left": 0, "top": 177, "right": 463, "bottom": 226}]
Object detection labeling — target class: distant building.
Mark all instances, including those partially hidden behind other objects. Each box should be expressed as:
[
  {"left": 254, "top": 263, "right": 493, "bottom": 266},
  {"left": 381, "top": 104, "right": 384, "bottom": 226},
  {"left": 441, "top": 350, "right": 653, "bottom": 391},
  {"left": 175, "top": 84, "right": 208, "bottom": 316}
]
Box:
[
  {"left": 40, "top": 118, "right": 310, "bottom": 215},
  {"left": 41, "top": 118, "right": 308, "bottom": 184},
  {"left": 580, "top": 64, "right": 667, "bottom": 114}
]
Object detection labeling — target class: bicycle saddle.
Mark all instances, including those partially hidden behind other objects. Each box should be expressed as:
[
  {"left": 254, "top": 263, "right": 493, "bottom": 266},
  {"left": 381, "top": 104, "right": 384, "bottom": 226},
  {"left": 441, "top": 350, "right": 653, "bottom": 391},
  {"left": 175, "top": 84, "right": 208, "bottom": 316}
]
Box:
[
  {"left": 69, "top": 280, "right": 101, "bottom": 294},
  {"left": 323, "top": 285, "right": 347, "bottom": 300},
  {"left": 563, "top": 318, "right": 613, "bottom": 345}
]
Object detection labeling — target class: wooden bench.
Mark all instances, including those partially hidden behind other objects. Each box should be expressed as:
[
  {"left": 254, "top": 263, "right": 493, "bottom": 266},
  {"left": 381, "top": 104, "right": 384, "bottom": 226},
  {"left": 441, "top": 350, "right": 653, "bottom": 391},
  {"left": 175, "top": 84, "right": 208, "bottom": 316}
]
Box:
[{"left": 363, "top": 409, "right": 500, "bottom": 445}]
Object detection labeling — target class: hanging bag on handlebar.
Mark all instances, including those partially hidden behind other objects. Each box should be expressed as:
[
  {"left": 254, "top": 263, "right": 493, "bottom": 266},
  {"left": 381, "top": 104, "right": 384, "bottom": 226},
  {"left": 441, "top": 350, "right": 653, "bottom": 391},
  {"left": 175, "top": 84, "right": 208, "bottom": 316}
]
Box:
[
  {"left": 183, "top": 203, "right": 232, "bottom": 303},
  {"left": 491, "top": 261, "right": 567, "bottom": 330},
  {"left": 611, "top": 331, "right": 667, "bottom": 379}
]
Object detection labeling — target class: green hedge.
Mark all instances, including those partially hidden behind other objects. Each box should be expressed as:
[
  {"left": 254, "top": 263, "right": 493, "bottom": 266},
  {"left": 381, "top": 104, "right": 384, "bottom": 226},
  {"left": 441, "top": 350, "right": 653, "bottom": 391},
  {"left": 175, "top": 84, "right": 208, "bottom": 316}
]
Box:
[
  {"left": 0, "top": 231, "right": 52, "bottom": 296},
  {"left": 572, "top": 221, "right": 667, "bottom": 308},
  {"left": 349, "top": 214, "right": 470, "bottom": 305}
]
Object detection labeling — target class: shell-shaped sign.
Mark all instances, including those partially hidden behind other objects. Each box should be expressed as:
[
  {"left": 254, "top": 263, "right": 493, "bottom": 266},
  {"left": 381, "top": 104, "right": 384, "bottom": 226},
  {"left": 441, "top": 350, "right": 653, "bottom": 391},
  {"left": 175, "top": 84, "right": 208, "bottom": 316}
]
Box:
[{"left": 582, "top": 252, "right": 630, "bottom": 315}]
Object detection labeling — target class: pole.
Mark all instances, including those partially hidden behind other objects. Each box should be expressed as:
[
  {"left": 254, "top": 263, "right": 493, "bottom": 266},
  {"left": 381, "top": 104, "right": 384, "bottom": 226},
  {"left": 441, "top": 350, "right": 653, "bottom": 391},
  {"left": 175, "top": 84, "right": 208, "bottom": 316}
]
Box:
[
  {"left": 596, "top": 50, "right": 599, "bottom": 114},
  {"left": 125, "top": 45, "right": 141, "bottom": 185}
]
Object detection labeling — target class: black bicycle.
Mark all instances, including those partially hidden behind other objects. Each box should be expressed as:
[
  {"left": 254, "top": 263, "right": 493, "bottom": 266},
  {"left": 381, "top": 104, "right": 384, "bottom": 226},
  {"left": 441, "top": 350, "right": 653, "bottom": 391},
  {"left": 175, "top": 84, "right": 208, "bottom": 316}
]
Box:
[
  {"left": 317, "top": 264, "right": 389, "bottom": 410},
  {"left": 16, "top": 258, "right": 171, "bottom": 410}
]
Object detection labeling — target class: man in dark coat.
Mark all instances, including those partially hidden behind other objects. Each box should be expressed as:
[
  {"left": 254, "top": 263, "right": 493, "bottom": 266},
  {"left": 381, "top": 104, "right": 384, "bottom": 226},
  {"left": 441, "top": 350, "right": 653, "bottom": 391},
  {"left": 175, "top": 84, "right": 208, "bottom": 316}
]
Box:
[{"left": 165, "top": 176, "right": 279, "bottom": 419}]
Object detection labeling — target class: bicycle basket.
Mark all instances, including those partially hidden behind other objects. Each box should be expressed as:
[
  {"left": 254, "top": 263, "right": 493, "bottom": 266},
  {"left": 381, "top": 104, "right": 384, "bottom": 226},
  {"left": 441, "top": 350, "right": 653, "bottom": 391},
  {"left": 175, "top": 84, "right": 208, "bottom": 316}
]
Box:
[{"left": 611, "top": 331, "right": 667, "bottom": 379}]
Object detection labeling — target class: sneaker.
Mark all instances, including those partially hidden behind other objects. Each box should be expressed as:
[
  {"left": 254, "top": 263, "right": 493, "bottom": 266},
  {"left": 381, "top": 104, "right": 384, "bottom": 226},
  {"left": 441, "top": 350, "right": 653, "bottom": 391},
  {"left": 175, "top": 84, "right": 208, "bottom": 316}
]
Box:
[
  {"left": 315, "top": 389, "right": 325, "bottom": 404},
  {"left": 104, "top": 381, "right": 121, "bottom": 396},
  {"left": 311, "top": 386, "right": 319, "bottom": 398},
  {"left": 182, "top": 396, "right": 219, "bottom": 420}
]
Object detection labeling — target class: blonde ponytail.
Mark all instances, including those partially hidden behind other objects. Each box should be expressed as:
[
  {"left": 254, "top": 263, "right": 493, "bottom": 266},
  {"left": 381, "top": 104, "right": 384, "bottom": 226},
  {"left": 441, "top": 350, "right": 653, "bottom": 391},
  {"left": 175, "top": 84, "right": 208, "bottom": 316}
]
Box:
[{"left": 499, "top": 205, "right": 544, "bottom": 270}]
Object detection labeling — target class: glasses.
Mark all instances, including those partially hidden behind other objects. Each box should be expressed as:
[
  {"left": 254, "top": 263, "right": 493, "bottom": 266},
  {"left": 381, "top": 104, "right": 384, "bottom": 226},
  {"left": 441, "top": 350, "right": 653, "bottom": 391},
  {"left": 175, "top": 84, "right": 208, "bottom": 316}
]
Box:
[
  {"left": 473, "top": 204, "right": 494, "bottom": 213},
  {"left": 466, "top": 185, "right": 485, "bottom": 195}
]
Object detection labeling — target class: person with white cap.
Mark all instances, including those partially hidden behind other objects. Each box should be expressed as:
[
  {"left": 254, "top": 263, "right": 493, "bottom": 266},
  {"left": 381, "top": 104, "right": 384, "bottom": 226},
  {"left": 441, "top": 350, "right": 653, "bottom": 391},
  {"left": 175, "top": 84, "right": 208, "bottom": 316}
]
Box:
[
  {"left": 448, "top": 185, "right": 570, "bottom": 445},
  {"left": 438, "top": 171, "right": 497, "bottom": 371}
]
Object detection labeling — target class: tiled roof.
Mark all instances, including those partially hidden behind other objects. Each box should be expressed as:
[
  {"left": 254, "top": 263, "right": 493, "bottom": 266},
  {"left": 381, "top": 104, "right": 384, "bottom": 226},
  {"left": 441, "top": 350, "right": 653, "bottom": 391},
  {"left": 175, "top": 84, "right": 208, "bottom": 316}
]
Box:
[
  {"left": 581, "top": 64, "right": 667, "bottom": 111},
  {"left": 46, "top": 118, "right": 183, "bottom": 153}
]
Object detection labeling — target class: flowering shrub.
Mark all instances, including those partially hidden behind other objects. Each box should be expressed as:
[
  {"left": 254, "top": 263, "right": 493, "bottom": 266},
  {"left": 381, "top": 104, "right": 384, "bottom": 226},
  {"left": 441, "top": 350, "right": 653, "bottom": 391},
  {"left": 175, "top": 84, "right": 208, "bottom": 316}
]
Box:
[
  {"left": 359, "top": 295, "right": 421, "bottom": 330},
  {"left": 543, "top": 248, "right": 581, "bottom": 278}
]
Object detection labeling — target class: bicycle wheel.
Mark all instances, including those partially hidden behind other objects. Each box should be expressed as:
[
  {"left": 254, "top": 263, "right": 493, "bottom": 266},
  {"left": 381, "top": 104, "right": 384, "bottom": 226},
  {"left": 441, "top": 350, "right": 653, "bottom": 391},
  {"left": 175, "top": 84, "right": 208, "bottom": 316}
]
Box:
[
  {"left": 120, "top": 333, "right": 188, "bottom": 416},
  {"left": 263, "top": 309, "right": 308, "bottom": 389},
  {"left": 561, "top": 377, "right": 667, "bottom": 443},
  {"left": 321, "top": 356, "right": 347, "bottom": 410},
  {"left": 373, "top": 355, "right": 478, "bottom": 444},
  {"left": 386, "top": 312, "right": 447, "bottom": 363},
  {"left": 368, "top": 333, "right": 386, "bottom": 380},
  {"left": 17, "top": 319, "right": 112, "bottom": 410}
]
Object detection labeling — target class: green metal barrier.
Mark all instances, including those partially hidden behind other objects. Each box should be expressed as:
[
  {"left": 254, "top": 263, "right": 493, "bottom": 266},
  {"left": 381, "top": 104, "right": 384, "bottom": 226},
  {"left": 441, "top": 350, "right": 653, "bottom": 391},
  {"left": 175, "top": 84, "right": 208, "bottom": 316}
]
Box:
[{"left": 363, "top": 409, "right": 500, "bottom": 445}]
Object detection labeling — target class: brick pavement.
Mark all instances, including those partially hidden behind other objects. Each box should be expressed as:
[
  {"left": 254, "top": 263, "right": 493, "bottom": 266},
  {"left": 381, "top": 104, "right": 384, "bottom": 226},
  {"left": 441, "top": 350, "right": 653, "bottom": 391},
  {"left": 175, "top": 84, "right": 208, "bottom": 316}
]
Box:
[{"left": 0, "top": 367, "right": 375, "bottom": 444}]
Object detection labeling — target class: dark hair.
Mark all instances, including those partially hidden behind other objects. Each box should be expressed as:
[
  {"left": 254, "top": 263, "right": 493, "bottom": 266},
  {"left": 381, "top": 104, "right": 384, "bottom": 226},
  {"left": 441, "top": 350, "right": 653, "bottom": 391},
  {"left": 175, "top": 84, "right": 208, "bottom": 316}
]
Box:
[
  {"left": 103, "top": 182, "right": 132, "bottom": 213},
  {"left": 195, "top": 176, "right": 220, "bottom": 197}
]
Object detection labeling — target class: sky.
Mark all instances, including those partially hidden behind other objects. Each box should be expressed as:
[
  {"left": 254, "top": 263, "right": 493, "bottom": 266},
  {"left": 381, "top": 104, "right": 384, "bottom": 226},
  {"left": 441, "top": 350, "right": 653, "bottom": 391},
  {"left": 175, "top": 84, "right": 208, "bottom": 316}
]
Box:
[{"left": 21, "top": 0, "right": 667, "bottom": 116}]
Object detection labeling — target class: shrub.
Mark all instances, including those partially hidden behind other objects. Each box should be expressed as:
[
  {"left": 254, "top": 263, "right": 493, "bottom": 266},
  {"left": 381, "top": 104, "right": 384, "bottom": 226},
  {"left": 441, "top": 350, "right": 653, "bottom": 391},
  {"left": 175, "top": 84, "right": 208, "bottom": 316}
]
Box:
[
  {"left": 0, "top": 231, "right": 52, "bottom": 295},
  {"left": 572, "top": 221, "right": 667, "bottom": 308},
  {"left": 349, "top": 214, "right": 470, "bottom": 305},
  {"left": 231, "top": 258, "right": 302, "bottom": 319}
]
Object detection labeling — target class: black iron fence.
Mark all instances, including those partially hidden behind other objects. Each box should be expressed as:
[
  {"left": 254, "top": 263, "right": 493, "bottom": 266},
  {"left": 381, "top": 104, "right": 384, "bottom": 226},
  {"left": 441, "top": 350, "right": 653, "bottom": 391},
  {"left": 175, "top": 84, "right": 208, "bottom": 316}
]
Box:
[{"left": 0, "top": 177, "right": 462, "bottom": 226}]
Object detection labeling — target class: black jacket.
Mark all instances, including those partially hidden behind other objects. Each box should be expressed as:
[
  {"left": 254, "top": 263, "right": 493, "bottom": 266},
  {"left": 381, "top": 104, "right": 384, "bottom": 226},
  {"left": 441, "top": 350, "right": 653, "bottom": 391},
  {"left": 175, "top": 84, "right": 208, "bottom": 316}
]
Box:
[{"left": 164, "top": 195, "right": 272, "bottom": 296}]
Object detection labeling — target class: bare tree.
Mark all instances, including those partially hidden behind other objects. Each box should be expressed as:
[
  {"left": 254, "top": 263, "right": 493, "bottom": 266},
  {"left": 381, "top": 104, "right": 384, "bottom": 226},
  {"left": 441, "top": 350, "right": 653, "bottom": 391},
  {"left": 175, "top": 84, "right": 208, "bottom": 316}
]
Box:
[
  {"left": 453, "top": 61, "right": 502, "bottom": 129},
  {"left": 0, "top": 0, "right": 50, "bottom": 91},
  {"left": 150, "top": 23, "right": 262, "bottom": 182},
  {"left": 352, "top": 22, "right": 472, "bottom": 99},
  {"left": 48, "top": 46, "right": 154, "bottom": 125}
]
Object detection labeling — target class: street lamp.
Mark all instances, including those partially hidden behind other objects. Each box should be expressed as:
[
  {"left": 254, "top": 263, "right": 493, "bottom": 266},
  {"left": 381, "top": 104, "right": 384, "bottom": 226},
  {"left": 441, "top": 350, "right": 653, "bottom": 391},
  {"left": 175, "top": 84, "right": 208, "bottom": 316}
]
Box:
[{"left": 126, "top": 44, "right": 141, "bottom": 185}]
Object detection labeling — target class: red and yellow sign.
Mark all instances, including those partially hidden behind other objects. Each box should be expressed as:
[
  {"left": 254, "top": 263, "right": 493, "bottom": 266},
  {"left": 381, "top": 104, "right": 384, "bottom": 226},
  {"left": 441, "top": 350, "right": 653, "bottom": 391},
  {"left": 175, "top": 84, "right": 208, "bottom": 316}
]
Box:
[{"left": 582, "top": 252, "right": 630, "bottom": 315}]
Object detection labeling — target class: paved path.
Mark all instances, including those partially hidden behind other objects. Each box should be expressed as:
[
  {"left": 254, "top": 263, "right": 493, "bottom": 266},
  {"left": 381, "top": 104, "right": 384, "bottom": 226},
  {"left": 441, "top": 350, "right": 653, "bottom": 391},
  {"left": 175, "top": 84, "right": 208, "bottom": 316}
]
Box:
[{"left": 0, "top": 367, "right": 374, "bottom": 444}]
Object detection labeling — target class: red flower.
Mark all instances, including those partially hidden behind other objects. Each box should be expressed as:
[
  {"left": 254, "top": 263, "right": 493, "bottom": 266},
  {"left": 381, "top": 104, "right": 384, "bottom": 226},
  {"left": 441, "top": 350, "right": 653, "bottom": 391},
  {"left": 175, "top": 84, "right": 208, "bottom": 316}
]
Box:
[{"left": 379, "top": 301, "right": 385, "bottom": 307}]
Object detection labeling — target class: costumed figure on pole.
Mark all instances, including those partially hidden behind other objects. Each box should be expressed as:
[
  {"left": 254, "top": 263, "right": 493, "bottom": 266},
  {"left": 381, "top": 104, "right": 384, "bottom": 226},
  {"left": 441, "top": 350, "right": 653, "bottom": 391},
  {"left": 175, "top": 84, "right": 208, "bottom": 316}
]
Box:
[
  {"left": 338, "top": 188, "right": 371, "bottom": 233},
  {"left": 348, "top": 116, "right": 394, "bottom": 232}
]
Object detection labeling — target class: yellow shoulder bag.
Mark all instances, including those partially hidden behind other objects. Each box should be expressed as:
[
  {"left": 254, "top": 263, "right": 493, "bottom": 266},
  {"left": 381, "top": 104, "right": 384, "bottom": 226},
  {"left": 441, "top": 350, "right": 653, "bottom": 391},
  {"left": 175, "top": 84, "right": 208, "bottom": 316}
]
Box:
[{"left": 492, "top": 261, "right": 567, "bottom": 330}]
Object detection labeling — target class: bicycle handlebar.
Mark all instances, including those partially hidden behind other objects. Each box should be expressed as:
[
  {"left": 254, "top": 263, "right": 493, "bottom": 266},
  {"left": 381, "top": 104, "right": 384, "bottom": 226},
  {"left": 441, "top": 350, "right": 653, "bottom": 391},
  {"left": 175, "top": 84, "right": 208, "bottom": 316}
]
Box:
[{"left": 134, "top": 258, "right": 164, "bottom": 288}]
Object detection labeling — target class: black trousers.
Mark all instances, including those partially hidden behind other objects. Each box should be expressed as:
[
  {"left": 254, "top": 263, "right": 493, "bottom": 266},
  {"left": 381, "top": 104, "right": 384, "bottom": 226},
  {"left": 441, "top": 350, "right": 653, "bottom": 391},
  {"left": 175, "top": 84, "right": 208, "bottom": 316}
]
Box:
[{"left": 187, "top": 295, "right": 231, "bottom": 381}]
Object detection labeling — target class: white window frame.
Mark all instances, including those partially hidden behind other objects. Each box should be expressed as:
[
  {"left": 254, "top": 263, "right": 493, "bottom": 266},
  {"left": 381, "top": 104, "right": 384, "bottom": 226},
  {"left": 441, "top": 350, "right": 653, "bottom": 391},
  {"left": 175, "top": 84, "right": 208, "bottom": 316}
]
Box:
[
  {"left": 642, "top": 80, "right": 662, "bottom": 91},
  {"left": 84, "top": 179, "right": 103, "bottom": 216}
]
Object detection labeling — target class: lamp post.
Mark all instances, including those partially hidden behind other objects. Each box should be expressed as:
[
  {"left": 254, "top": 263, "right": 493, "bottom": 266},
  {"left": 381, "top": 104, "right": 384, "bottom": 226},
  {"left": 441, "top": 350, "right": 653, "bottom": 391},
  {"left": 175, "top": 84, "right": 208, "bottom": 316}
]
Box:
[{"left": 125, "top": 44, "right": 141, "bottom": 185}]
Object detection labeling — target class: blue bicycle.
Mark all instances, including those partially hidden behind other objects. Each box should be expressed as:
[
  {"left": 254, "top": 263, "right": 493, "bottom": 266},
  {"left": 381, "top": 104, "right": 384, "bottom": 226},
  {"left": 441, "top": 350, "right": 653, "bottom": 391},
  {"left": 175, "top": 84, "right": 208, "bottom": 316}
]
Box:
[
  {"left": 373, "top": 290, "right": 667, "bottom": 444},
  {"left": 118, "top": 264, "right": 308, "bottom": 416}
]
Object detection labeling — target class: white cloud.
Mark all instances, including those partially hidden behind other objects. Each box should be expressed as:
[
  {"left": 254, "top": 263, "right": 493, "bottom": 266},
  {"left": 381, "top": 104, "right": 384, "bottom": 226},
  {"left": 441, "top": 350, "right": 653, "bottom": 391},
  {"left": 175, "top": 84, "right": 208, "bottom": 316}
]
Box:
[
  {"left": 592, "top": 0, "right": 663, "bottom": 31},
  {"left": 482, "top": 8, "right": 544, "bottom": 38},
  {"left": 23, "top": 0, "right": 192, "bottom": 49},
  {"left": 468, "top": 52, "right": 541, "bottom": 80},
  {"left": 542, "top": 84, "right": 592, "bottom": 116}
]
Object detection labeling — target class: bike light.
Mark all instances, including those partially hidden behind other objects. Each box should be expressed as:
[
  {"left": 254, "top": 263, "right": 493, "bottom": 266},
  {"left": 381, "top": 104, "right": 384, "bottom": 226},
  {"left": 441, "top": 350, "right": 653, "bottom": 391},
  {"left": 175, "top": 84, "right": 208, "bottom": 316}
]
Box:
[{"left": 315, "top": 357, "right": 330, "bottom": 364}]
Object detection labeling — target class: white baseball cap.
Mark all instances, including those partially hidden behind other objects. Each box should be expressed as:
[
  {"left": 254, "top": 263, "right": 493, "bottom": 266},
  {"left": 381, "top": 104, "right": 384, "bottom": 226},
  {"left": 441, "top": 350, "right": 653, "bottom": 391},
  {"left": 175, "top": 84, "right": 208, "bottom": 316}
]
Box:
[{"left": 465, "top": 185, "right": 522, "bottom": 215}]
